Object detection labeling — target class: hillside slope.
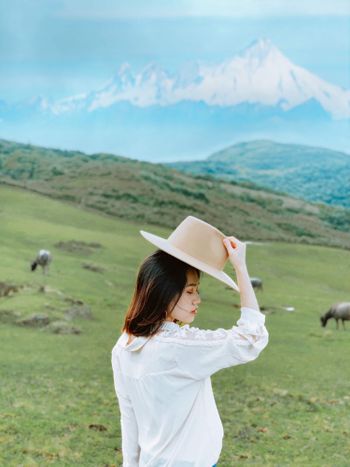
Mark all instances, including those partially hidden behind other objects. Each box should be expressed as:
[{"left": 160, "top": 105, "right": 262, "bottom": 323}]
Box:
[
  {"left": 1, "top": 184, "right": 350, "bottom": 465},
  {"left": 168, "top": 140, "right": 350, "bottom": 209},
  {"left": 1, "top": 138, "right": 350, "bottom": 249}
]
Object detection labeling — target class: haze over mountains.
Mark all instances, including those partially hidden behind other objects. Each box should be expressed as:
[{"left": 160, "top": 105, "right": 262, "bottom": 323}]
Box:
[{"left": 0, "top": 39, "right": 349, "bottom": 160}]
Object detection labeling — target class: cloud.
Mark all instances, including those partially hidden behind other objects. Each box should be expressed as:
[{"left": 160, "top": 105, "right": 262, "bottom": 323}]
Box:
[{"left": 54, "top": 0, "right": 350, "bottom": 19}]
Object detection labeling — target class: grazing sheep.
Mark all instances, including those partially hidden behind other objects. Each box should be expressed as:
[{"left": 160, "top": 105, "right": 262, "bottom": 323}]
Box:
[
  {"left": 31, "top": 249, "right": 52, "bottom": 275},
  {"left": 250, "top": 277, "right": 263, "bottom": 291},
  {"left": 320, "top": 302, "right": 350, "bottom": 330}
]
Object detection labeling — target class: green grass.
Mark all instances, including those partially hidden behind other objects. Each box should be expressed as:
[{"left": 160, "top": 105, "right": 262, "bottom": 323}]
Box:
[{"left": 1, "top": 185, "right": 350, "bottom": 466}]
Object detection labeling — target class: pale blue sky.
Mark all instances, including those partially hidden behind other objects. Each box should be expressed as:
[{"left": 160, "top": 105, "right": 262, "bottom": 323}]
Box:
[
  {"left": 37, "top": 0, "right": 350, "bottom": 18},
  {"left": 0, "top": 0, "right": 349, "bottom": 102}
]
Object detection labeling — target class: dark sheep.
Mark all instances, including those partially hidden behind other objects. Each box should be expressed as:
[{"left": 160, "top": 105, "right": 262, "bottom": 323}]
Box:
[{"left": 250, "top": 277, "right": 263, "bottom": 291}]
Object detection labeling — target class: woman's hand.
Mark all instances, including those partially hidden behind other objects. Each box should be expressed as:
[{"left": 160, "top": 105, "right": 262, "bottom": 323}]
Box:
[
  {"left": 223, "top": 236, "right": 259, "bottom": 310},
  {"left": 223, "top": 235, "right": 247, "bottom": 271}
]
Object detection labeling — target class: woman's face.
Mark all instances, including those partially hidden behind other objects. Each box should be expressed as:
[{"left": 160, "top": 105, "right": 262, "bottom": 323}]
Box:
[{"left": 166, "top": 269, "right": 201, "bottom": 324}]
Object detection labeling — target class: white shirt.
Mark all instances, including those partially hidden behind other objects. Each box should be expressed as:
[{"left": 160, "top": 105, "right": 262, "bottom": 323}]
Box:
[{"left": 111, "top": 307, "right": 269, "bottom": 467}]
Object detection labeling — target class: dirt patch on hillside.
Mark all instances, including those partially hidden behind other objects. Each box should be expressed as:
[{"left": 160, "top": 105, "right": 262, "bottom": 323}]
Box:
[
  {"left": 0, "top": 285, "right": 91, "bottom": 336},
  {"left": 0, "top": 282, "right": 22, "bottom": 297},
  {"left": 82, "top": 262, "right": 106, "bottom": 273},
  {"left": 45, "top": 321, "right": 81, "bottom": 334},
  {"left": 0, "top": 309, "right": 22, "bottom": 323},
  {"left": 54, "top": 240, "right": 103, "bottom": 254},
  {"left": 16, "top": 313, "right": 50, "bottom": 327}
]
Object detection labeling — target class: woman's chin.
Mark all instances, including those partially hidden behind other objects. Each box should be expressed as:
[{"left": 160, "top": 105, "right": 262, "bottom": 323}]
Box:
[{"left": 187, "top": 314, "right": 197, "bottom": 323}]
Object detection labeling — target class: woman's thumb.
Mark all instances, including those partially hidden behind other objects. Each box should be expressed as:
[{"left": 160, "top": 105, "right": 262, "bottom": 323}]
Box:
[{"left": 223, "top": 238, "right": 234, "bottom": 253}]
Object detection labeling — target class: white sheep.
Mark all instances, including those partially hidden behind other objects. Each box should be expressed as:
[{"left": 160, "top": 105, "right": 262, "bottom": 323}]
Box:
[{"left": 31, "top": 249, "right": 52, "bottom": 275}]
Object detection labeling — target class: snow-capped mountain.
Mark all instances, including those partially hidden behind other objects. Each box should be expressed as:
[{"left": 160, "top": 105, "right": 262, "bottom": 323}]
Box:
[
  {"left": 49, "top": 38, "right": 350, "bottom": 119},
  {"left": 1, "top": 38, "right": 349, "bottom": 162}
]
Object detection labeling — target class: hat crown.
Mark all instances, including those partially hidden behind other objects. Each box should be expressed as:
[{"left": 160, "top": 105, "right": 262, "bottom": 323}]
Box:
[
  {"left": 168, "top": 216, "right": 228, "bottom": 271},
  {"left": 139, "top": 215, "right": 239, "bottom": 292}
]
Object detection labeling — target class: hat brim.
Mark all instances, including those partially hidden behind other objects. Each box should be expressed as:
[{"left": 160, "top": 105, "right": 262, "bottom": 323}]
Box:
[{"left": 140, "top": 230, "right": 239, "bottom": 292}]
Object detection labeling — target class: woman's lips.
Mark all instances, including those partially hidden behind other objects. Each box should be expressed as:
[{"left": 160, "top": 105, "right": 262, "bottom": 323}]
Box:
[{"left": 190, "top": 309, "right": 198, "bottom": 314}]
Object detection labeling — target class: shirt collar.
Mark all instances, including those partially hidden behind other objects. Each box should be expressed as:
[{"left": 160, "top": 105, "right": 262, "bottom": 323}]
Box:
[
  {"left": 120, "top": 333, "right": 151, "bottom": 351},
  {"left": 120, "top": 321, "right": 180, "bottom": 351},
  {"left": 159, "top": 320, "right": 181, "bottom": 332}
]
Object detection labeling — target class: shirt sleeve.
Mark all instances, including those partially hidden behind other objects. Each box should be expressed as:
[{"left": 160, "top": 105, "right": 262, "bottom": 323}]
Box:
[
  {"left": 173, "top": 307, "right": 269, "bottom": 380},
  {"left": 116, "top": 392, "right": 141, "bottom": 467}
]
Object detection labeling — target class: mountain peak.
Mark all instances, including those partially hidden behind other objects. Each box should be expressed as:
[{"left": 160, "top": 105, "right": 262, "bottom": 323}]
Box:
[
  {"left": 36, "top": 37, "right": 350, "bottom": 119},
  {"left": 249, "top": 37, "right": 274, "bottom": 49},
  {"left": 240, "top": 37, "right": 284, "bottom": 62},
  {"left": 118, "top": 62, "right": 132, "bottom": 76}
]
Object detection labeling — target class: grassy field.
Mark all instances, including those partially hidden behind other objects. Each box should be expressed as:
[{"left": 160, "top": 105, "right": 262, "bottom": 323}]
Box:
[{"left": 0, "top": 184, "right": 349, "bottom": 466}]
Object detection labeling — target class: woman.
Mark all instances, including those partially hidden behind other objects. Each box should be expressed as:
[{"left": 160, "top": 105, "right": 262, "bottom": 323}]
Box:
[{"left": 111, "top": 216, "right": 269, "bottom": 467}]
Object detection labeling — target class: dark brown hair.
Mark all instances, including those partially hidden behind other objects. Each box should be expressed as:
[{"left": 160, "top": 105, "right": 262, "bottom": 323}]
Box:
[{"left": 121, "top": 249, "right": 200, "bottom": 337}]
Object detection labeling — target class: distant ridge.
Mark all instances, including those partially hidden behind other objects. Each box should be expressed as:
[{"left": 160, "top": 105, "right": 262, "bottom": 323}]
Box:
[
  {"left": 168, "top": 140, "right": 350, "bottom": 210},
  {"left": 1, "top": 138, "right": 350, "bottom": 250}
]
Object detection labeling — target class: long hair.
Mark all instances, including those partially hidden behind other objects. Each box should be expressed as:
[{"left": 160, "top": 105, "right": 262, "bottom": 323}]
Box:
[{"left": 121, "top": 249, "right": 200, "bottom": 337}]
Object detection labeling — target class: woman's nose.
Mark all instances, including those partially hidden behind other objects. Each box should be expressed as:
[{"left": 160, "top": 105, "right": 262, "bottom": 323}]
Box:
[{"left": 194, "top": 294, "right": 201, "bottom": 305}]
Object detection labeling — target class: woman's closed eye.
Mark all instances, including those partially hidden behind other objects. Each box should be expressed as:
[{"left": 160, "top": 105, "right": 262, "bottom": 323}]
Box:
[{"left": 187, "top": 289, "right": 200, "bottom": 295}]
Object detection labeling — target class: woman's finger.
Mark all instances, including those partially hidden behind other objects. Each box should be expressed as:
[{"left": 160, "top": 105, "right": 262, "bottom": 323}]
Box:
[
  {"left": 224, "top": 236, "right": 240, "bottom": 247},
  {"left": 226, "top": 234, "right": 241, "bottom": 243},
  {"left": 229, "top": 239, "right": 237, "bottom": 249},
  {"left": 223, "top": 238, "right": 237, "bottom": 251}
]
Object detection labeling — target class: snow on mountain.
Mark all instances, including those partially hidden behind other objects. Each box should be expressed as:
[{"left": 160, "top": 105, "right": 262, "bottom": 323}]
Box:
[
  {"left": 50, "top": 93, "right": 89, "bottom": 114},
  {"left": 88, "top": 62, "right": 174, "bottom": 110},
  {"left": 26, "top": 95, "right": 51, "bottom": 111},
  {"left": 49, "top": 38, "right": 350, "bottom": 119}
]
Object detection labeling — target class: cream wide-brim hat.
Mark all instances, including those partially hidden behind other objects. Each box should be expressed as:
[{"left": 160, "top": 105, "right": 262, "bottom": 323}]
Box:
[{"left": 140, "top": 215, "right": 239, "bottom": 292}]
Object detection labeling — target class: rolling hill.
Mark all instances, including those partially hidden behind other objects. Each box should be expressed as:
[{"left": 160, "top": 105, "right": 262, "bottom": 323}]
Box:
[
  {"left": 0, "top": 138, "right": 350, "bottom": 250},
  {"left": 168, "top": 139, "right": 350, "bottom": 209}
]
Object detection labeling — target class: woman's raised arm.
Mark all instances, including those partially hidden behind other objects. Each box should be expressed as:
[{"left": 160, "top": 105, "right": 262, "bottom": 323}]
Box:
[{"left": 223, "top": 236, "right": 260, "bottom": 311}]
